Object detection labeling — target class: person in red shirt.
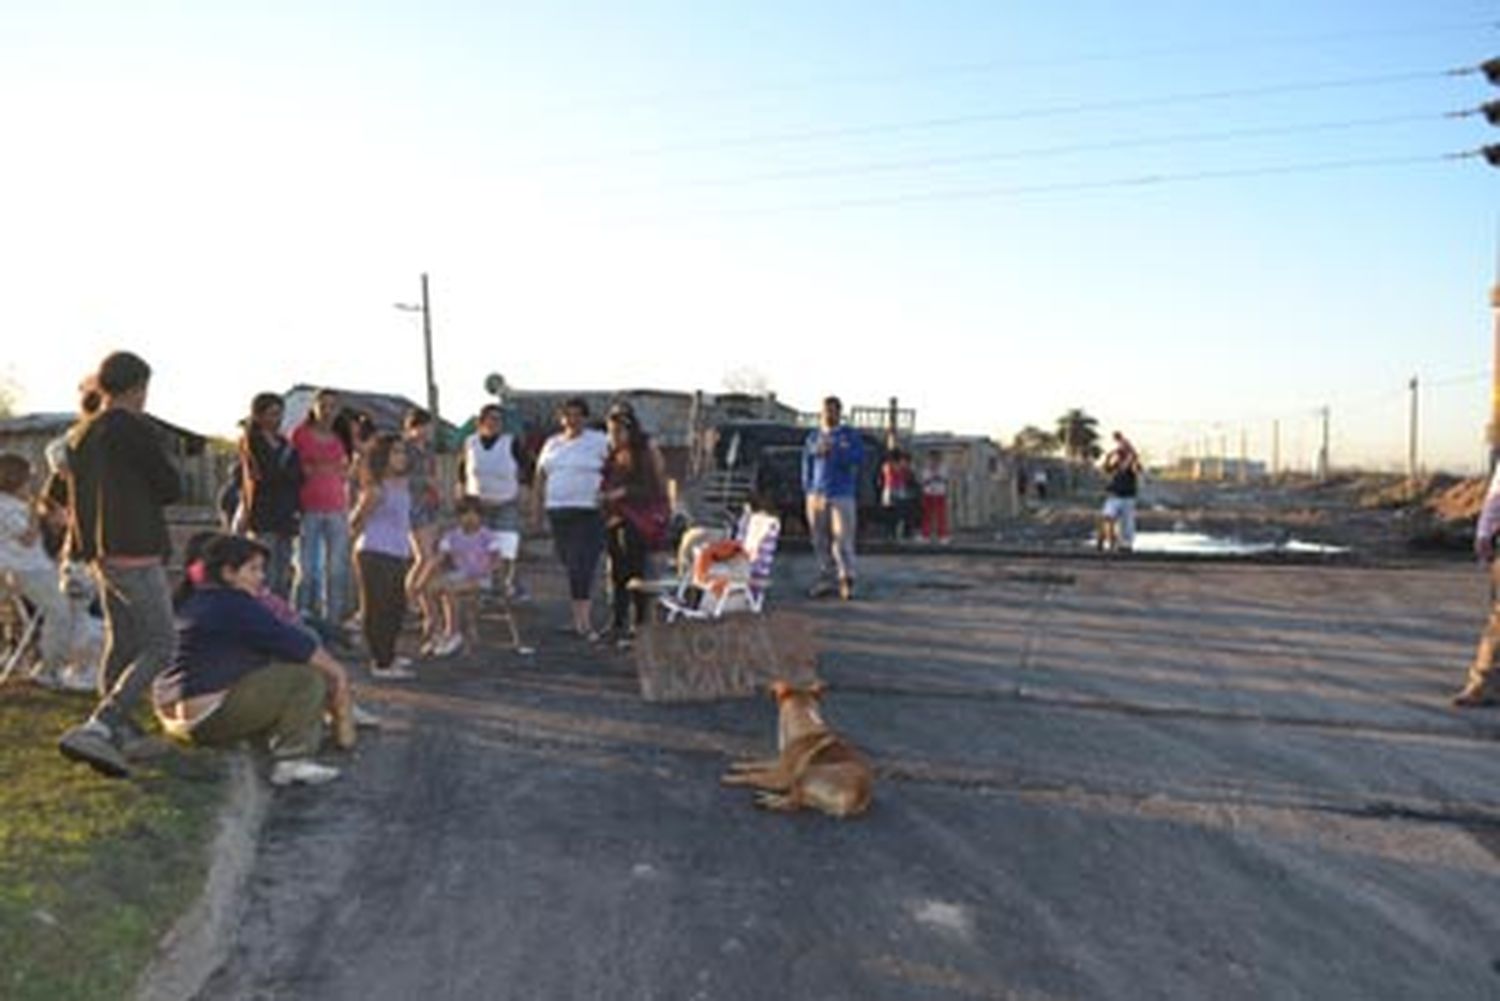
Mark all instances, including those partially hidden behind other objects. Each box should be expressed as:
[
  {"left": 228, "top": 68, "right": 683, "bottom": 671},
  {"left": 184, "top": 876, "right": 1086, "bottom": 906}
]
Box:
[{"left": 290, "top": 389, "right": 352, "bottom": 628}]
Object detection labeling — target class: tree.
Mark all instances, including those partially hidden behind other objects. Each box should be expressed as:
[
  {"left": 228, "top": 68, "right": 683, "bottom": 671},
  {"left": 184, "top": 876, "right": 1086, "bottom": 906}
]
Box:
[
  {"left": 1055, "top": 408, "right": 1102, "bottom": 462},
  {"left": 0, "top": 377, "right": 17, "bottom": 419},
  {"left": 1010, "top": 425, "right": 1060, "bottom": 456}
]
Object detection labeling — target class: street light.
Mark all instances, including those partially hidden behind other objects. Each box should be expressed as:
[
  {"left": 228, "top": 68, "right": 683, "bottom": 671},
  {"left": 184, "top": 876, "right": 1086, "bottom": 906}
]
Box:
[{"left": 393, "top": 272, "right": 439, "bottom": 426}]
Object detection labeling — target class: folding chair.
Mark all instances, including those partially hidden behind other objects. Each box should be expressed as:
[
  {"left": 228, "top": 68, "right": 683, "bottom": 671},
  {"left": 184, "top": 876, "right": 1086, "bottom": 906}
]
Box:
[
  {"left": 656, "top": 511, "right": 781, "bottom": 622},
  {"left": 0, "top": 572, "right": 42, "bottom": 684}
]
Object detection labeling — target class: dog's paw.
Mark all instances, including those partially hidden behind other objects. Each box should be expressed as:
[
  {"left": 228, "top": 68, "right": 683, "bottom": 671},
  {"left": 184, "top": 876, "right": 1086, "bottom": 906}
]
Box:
[{"left": 754, "top": 791, "right": 798, "bottom": 812}]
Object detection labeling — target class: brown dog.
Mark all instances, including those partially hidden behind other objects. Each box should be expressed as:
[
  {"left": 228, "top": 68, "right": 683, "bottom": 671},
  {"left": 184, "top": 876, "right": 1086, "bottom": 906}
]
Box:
[{"left": 721, "top": 681, "right": 873, "bottom": 818}]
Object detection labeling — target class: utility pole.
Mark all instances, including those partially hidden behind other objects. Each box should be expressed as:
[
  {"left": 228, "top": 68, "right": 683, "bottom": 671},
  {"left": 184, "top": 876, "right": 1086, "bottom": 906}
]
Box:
[
  {"left": 1407, "top": 375, "right": 1419, "bottom": 486},
  {"left": 420, "top": 273, "right": 438, "bottom": 425},
  {"left": 1317, "top": 406, "right": 1331, "bottom": 480},
  {"left": 1219, "top": 431, "right": 1228, "bottom": 481},
  {"left": 395, "top": 273, "right": 440, "bottom": 430},
  {"left": 1272, "top": 419, "right": 1280, "bottom": 479},
  {"left": 1238, "top": 427, "right": 1248, "bottom": 483}
]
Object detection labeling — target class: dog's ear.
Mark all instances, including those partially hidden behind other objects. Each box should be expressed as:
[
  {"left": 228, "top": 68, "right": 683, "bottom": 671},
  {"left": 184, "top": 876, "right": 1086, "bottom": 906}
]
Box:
[{"left": 770, "top": 680, "right": 790, "bottom": 701}]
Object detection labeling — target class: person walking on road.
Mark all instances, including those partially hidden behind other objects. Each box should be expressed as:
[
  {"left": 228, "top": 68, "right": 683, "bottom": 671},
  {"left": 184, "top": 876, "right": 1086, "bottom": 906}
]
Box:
[
  {"left": 803, "top": 395, "right": 864, "bottom": 600},
  {"left": 56, "top": 351, "right": 182, "bottom": 778},
  {"left": 1455, "top": 461, "right": 1500, "bottom": 706}
]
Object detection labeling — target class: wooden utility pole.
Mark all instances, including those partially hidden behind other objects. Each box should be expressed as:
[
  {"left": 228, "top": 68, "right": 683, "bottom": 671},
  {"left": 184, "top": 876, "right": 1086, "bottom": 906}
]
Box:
[
  {"left": 1317, "top": 407, "right": 1330, "bottom": 480},
  {"left": 420, "top": 273, "right": 438, "bottom": 425},
  {"left": 1407, "top": 375, "right": 1419, "bottom": 486},
  {"left": 1271, "top": 419, "right": 1280, "bottom": 478}
]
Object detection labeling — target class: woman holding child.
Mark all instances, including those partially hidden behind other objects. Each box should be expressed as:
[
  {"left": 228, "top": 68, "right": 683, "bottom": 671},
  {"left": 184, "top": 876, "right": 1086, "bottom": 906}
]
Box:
[{"left": 151, "top": 533, "right": 356, "bottom": 787}]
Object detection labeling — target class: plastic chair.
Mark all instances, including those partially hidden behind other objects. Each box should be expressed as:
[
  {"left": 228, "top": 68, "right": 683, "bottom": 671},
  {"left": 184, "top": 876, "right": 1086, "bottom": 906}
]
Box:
[
  {"left": 0, "top": 573, "right": 42, "bottom": 684},
  {"left": 657, "top": 511, "right": 781, "bottom": 622}
]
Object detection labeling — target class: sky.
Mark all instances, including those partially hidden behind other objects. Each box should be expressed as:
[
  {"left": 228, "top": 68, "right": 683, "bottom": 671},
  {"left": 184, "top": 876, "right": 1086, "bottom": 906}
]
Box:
[{"left": 2, "top": 1, "right": 1497, "bottom": 472}]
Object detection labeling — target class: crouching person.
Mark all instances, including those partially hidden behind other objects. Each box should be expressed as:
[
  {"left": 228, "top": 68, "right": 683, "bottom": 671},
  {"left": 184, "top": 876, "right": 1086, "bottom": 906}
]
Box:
[{"left": 152, "top": 534, "right": 353, "bottom": 786}]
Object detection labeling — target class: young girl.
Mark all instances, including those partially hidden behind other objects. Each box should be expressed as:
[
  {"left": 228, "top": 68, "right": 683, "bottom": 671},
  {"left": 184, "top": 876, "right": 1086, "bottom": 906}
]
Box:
[
  {"left": 350, "top": 433, "right": 415, "bottom": 679},
  {"left": 402, "top": 408, "right": 443, "bottom": 651},
  {"left": 0, "top": 453, "right": 82, "bottom": 688},
  {"left": 920, "top": 450, "right": 951, "bottom": 544},
  {"left": 422, "top": 496, "right": 509, "bottom": 656},
  {"left": 601, "top": 410, "right": 668, "bottom": 648},
  {"left": 153, "top": 534, "right": 354, "bottom": 786}
]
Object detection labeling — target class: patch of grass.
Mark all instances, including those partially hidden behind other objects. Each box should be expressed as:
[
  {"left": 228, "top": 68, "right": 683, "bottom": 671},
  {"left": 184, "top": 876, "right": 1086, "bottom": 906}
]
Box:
[{"left": 0, "top": 684, "right": 226, "bottom": 1001}]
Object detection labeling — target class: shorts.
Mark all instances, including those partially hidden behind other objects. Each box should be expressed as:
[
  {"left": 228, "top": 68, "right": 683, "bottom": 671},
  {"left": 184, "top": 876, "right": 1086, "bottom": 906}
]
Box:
[
  {"left": 480, "top": 501, "right": 520, "bottom": 533},
  {"left": 435, "top": 570, "right": 491, "bottom": 593}
]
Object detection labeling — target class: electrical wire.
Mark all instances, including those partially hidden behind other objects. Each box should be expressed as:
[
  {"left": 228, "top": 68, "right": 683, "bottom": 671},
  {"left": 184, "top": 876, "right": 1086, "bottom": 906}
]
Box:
[
  {"left": 614, "top": 111, "right": 1453, "bottom": 192},
  {"left": 556, "top": 66, "right": 1476, "bottom": 165}
]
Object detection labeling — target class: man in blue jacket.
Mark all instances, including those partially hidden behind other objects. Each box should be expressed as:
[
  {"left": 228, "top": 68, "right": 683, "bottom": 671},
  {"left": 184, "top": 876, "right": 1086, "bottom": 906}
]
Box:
[{"left": 803, "top": 396, "right": 864, "bottom": 600}]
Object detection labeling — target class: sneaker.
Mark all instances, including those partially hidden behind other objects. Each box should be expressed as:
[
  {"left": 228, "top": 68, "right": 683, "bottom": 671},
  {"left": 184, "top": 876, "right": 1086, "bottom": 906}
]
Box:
[
  {"left": 58, "top": 720, "right": 130, "bottom": 778},
  {"left": 432, "top": 632, "right": 464, "bottom": 657},
  {"left": 505, "top": 581, "right": 531, "bottom": 603},
  {"left": 350, "top": 703, "right": 383, "bottom": 728},
  {"left": 369, "top": 662, "right": 418, "bottom": 681},
  {"left": 807, "top": 580, "right": 838, "bottom": 599},
  {"left": 418, "top": 636, "right": 438, "bottom": 657},
  {"left": 269, "top": 759, "right": 341, "bottom": 787},
  {"left": 839, "top": 578, "right": 856, "bottom": 601}
]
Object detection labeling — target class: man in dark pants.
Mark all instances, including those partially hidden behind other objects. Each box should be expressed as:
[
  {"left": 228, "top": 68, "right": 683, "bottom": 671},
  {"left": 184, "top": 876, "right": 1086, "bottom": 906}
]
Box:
[{"left": 57, "top": 351, "right": 182, "bottom": 777}]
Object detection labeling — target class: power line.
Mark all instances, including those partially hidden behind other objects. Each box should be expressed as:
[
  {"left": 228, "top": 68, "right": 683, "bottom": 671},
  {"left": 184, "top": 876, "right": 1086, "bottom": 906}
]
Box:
[
  {"left": 551, "top": 19, "right": 1497, "bottom": 113},
  {"left": 614, "top": 110, "right": 1454, "bottom": 193},
  {"left": 712, "top": 150, "right": 1464, "bottom": 217},
  {"left": 556, "top": 65, "right": 1476, "bottom": 165}
]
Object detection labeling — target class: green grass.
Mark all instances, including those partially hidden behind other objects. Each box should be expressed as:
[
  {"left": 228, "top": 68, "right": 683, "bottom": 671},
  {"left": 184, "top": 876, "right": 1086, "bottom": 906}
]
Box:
[{"left": 0, "top": 684, "right": 226, "bottom": 1001}]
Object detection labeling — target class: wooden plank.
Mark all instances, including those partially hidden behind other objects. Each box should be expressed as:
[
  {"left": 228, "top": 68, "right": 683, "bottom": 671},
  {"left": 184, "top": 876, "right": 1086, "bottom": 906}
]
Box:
[{"left": 632, "top": 611, "right": 818, "bottom": 703}]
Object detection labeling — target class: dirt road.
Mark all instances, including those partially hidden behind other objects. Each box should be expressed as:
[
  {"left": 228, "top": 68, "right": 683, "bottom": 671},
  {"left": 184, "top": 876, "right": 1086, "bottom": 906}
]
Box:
[{"left": 197, "top": 552, "right": 1500, "bottom": 1000}]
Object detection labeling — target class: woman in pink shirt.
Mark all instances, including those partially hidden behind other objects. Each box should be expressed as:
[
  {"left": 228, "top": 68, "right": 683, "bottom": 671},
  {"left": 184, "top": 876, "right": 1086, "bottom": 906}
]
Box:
[{"left": 290, "top": 389, "right": 352, "bottom": 630}]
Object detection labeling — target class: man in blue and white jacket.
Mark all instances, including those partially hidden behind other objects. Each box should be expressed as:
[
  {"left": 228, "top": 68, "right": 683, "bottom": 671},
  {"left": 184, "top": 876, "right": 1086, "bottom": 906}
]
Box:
[{"left": 802, "top": 395, "right": 865, "bottom": 600}]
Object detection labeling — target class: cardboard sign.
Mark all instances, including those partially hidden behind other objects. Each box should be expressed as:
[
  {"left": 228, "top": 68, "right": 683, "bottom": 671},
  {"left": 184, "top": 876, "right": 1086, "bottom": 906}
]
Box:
[{"left": 633, "top": 611, "right": 818, "bottom": 703}]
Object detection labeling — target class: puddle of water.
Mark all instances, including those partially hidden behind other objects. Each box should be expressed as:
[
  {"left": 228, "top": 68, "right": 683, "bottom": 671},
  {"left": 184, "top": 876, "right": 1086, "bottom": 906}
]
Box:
[{"left": 1113, "top": 531, "right": 1348, "bottom": 556}]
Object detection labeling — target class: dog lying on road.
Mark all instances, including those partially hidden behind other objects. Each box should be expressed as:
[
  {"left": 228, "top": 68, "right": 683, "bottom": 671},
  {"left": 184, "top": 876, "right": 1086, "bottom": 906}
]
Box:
[{"left": 721, "top": 681, "right": 872, "bottom": 818}]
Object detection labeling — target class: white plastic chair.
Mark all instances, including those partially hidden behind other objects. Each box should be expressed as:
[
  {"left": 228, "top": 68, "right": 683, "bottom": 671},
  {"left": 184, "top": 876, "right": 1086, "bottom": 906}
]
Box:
[
  {"left": 0, "top": 572, "right": 42, "bottom": 684},
  {"left": 658, "top": 511, "right": 781, "bottom": 622}
]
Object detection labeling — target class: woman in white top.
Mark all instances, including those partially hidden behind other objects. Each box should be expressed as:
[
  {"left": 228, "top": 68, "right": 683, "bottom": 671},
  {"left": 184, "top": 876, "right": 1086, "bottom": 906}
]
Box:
[
  {"left": 534, "top": 397, "right": 609, "bottom": 637},
  {"left": 0, "top": 453, "right": 80, "bottom": 686}
]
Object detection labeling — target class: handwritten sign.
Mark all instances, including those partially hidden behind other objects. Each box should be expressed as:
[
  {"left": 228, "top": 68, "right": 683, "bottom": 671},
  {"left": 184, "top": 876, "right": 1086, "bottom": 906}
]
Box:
[{"left": 633, "top": 611, "right": 818, "bottom": 703}]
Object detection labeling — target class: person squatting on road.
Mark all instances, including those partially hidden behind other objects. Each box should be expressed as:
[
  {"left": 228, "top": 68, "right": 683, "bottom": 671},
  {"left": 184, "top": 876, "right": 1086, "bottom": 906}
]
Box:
[
  {"left": 152, "top": 533, "right": 355, "bottom": 787},
  {"left": 1455, "top": 460, "right": 1500, "bottom": 707},
  {"left": 803, "top": 395, "right": 864, "bottom": 601},
  {"left": 56, "top": 351, "right": 182, "bottom": 778}
]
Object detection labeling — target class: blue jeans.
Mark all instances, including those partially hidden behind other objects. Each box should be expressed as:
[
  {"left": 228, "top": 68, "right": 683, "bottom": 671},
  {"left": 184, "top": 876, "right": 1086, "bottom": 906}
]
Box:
[
  {"left": 295, "top": 511, "right": 350, "bottom": 624},
  {"left": 249, "top": 530, "right": 296, "bottom": 600}
]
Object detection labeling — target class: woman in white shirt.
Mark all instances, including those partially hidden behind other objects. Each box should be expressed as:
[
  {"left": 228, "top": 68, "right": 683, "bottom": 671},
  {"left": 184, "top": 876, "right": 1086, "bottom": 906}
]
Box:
[{"left": 534, "top": 397, "right": 609, "bottom": 637}]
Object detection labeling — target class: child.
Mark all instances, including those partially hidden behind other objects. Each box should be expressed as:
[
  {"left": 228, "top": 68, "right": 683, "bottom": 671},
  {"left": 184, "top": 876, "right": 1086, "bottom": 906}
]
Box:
[
  {"left": 0, "top": 454, "right": 90, "bottom": 690},
  {"left": 422, "top": 496, "right": 510, "bottom": 657},
  {"left": 920, "top": 450, "right": 951, "bottom": 544}
]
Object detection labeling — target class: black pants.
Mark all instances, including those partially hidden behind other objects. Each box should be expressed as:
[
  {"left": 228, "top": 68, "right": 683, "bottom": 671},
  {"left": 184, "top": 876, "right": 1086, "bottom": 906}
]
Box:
[
  {"left": 606, "top": 519, "right": 652, "bottom": 630},
  {"left": 548, "top": 508, "right": 604, "bottom": 602},
  {"left": 357, "top": 550, "right": 409, "bottom": 667}
]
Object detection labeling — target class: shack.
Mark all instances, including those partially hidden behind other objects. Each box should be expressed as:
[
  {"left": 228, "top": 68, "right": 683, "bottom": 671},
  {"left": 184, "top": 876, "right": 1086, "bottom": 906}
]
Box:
[
  {"left": 909, "top": 433, "right": 1018, "bottom": 530},
  {"left": 0, "top": 411, "right": 217, "bottom": 505}
]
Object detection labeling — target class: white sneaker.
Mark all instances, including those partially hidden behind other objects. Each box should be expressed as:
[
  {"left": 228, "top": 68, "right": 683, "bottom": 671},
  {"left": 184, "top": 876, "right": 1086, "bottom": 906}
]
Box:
[
  {"left": 269, "top": 758, "right": 341, "bottom": 786},
  {"left": 349, "top": 703, "right": 382, "bottom": 728},
  {"left": 370, "top": 662, "right": 417, "bottom": 680},
  {"left": 433, "top": 632, "right": 464, "bottom": 657}
]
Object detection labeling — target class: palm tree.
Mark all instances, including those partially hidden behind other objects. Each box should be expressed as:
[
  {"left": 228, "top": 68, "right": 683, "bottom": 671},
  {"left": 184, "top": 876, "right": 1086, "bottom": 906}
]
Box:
[{"left": 1055, "top": 408, "right": 1101, "bottom": 463}]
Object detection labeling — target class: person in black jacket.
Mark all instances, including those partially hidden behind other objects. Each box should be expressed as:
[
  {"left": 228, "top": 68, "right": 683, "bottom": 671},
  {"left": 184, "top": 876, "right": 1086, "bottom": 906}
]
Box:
[
  {"left": 238, "top": 392, "right": 303, "bottom": 599},
  {"left": 57, "top": 351, "right": 182, "bottom": 778}
]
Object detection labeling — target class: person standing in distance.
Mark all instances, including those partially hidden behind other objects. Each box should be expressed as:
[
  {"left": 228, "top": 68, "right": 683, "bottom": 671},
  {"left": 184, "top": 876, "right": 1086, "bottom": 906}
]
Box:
[
  {"left": 803, "top": 396, "right": 864, "bottom": 601},
  {"left": 57, "top": 351, "right": 182, "bottom": 777}
]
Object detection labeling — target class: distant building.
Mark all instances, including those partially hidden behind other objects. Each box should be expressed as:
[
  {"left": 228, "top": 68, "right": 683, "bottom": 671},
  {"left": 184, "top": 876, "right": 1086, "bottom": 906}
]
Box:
[
  {"left": 910, "top": 433, "right": 1019, "bottom": 528},
  {"left": 279, "top": 384, "right": 462, "bottom": 443},
  {"left": 0, "top": 411, "right": 216, "bottom": 505}
]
